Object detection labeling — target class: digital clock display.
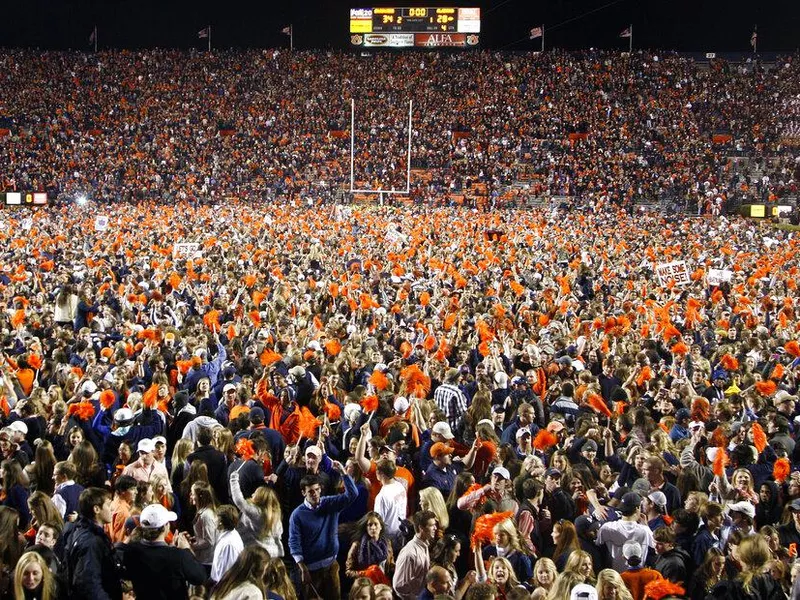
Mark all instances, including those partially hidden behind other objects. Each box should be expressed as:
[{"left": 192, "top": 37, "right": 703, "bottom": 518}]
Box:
[{"left": 350, "top": 7, "right": 480, "bottom": 48}]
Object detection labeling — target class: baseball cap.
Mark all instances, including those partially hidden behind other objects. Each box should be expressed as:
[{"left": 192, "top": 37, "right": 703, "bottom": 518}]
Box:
[
  {"left": 547, "top": 421, "right": 566, "bottom": 433},
  {"left": 164, "top": 332, "right": 176, "bottom": 341},
  {"left": 343, "top": 403, "right": 362, "bottom": 422},
  {"left": 139, "top": 504, "right": 178, "bottom": 529},
  {"left": 430, "top": 442, "right": 454, "bottom": 459},
  {"left": 432, "top": 422, "right": 455, "bottom": 440},
  {"left": 728, "top": 501, "right": 755, "bottom": 519},
  {"left": 223, "top": 383, "right": 237, "bottom": 393},
  {"left": 647, "top": 491, "right": 667, "bottom": 508},
  {"left": 574, "top": 515, "right": 601, "bottom": 537},
  {"left": 249, "top": 407, "right": 265, "bottom": 423},
  {"left": 491, "top": 466, "right": 511, "bottom": 480},
  {"left": 516, "top": 427, "right": 532, "bottom": 439},
  {"left": 631, "top": 479, "right": 651, "bottom": 497},
  {"left": 491, "top": 404, "right": 506, "bottom": 414},
  {"left": 570, "top": 584, "right": 598, "bottom": 600},
  {"left": 305, "top": 445, "right": 322, "bottom": 458},
  {"left": 789, "top": 499, "right": 800, "bottom": 512},
  {"left": 393, "top": 396, "right": 410, "bottom": 414},
  {"left": 558, "top": 356, "right": 573, "bottom": 366},
  {"left": 688, "top": 421, "right": 704, "bottom": 431},
  {"left": 545, "top": 468, "right": 562, "bottom": 479},
  {"left": 675, "top": 408, "right": 690, "bottom": 421},
  {"left": 137, "top": 438, "right": 155, "bottom": 454},
  {"left": 582, "top": 440, "right": 598, "bottom": 452},
  {"left": 152, "top": 436, "right": 167, "bottom": 446},
  {"left": 8, "top": 421, "right": 28, "bottom": 435},
  {"left": 477, "top": 418, "right": 494, "bottom": 428},
  {"left": 622, "top": 540, "right": 643, "bottom": 559},
  {"left": 618, "top": 492, "right": 642, "bottom": 516},
  {"left": 114, "top": 407, "right": 134, "bottom": 424}
]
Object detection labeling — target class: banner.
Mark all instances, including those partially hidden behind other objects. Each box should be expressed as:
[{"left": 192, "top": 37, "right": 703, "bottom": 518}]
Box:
[
  {"left": 707, "top": 268, "right": 733, "bottom": 286},
  {"left": 172, "top": 242, "right": 203, "bottom": 260},
  {"left": 361, "top": 33, "right": 414, "bottom": 47},
  {"left": 656, "top": 261, "right": 691, "bottom": 287},
  {"left": 94, "top": 215, "right": 110, "bottom": 231},
  {"left": 415, "top": 33, "right": 478, "bottom": 47}
]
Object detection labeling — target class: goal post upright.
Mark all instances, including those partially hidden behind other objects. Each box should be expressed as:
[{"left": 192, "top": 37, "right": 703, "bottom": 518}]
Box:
[{"left": 349, "top": 98, "right": 413, "bottom": 197}]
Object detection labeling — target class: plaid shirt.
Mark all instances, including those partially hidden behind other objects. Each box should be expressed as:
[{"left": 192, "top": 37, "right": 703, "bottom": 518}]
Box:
[{"left": 433, "top": 383, "right": 468, "bottom": 433}]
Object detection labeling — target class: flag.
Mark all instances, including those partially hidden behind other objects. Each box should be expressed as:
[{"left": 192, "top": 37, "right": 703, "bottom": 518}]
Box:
[
  {"left": 89, "top": 27, "right": 96, "bottom": 44},
  {"left": 619, "top": 27, "right": 631, "bottom": 38},
  {"left": 529, "top": 27, "right": 542, "bottom": 40},
  {"left": 750, "top": 30, "right": 757, "bottom": 49},
  {"left": 198, "top": 28, "right": 209, "bottom": 39},
  {"left": 282, "top": 25, "right": 292, "bottom": 36}
]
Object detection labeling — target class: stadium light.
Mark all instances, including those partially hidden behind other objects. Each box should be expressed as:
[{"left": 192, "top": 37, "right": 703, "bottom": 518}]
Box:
[{"left": 76, "top": 195, "right": 88, "bottom": 206}]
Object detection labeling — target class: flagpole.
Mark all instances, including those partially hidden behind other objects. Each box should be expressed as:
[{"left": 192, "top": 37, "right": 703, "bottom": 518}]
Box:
[
  {"left": 754, "top": 24, "right": 757, "bottom": 53},
  {"left": 94, "top": 26, "right": 98, "bottom": 53},
  {"left": 541, "top": 24, "right": 545, "bottom": 53},
  {"left": 208, "top": 25, "right": 212, "bottom": 52},
  {"left": 629, "top": 24, "right": 632, "bottom": 53},
  {"left": 290, "top": 25, "right": 294, "bottom": 51}
]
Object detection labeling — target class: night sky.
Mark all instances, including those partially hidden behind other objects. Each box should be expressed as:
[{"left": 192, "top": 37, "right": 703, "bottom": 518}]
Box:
[{"left": 2, "top": 0, "right": 798, "bottom": 52}]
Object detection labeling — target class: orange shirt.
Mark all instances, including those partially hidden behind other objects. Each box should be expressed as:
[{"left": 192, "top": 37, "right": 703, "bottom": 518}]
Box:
[
  {"left": 106, "top": 496, "right": 132, "bottom": 543},
  {"left": 621, "top": 568, "right": 663, "bottom": 600}
]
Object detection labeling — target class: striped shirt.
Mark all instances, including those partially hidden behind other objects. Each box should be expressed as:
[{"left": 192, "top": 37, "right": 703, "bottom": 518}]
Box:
[{"left": 433, "top": 383, "right": 468, "bottom": 434}]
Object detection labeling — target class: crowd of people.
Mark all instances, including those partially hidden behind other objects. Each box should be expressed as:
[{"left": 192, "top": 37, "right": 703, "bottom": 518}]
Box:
[
  {"left": 0, "top": 49, "right": 799, "bottom": 209},
  {"left": 1, "top": 46, "right": 800, "bottom": 600}
]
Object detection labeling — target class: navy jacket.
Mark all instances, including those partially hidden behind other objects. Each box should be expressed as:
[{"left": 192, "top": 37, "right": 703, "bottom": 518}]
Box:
[{"left": 60, "top": 517, "right": 122, "bottom": 600}]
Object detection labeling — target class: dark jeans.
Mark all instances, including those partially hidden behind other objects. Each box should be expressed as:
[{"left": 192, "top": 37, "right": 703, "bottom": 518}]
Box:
[{"left": 301, "top": 560, "right": 341, "bottom": 600}]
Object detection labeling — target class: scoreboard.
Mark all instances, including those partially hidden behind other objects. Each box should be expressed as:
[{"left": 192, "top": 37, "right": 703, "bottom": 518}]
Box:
[
  {"left": 350, "top": 7, "right": 480, "bottom": 48},
  {"left": 0, "top": 192, "right": 49, "bottom": 207}
]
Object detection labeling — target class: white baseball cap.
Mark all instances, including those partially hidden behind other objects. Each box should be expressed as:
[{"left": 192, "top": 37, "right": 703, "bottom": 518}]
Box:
[
  {"left": 8, "top": 421, "right": 28, "bottom": 435},
  {"left": 137, "top": 438, "right": 155, "bottom": 453},
  {"left": 570, "top": 584, "right": 598, "bottom": 600},
  {"left": 153, "top": 436, "right": 167, "bottom": 446},
  {"left": 139, "top": 503, "right": 178, "bottom": 529},
  {"left": 728, "top": 501, "right": 756, "bottom": 519},
  {"left": 432, "top": 422, "right": 455, "bottom": 440},
  {"left": 492, "top": 466, "right": 511, "bottom": 480}
]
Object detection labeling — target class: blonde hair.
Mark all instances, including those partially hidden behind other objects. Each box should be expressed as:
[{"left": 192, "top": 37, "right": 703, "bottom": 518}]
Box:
[
  {"left": 596, "top": 570, "right": 633, "bottom": 600},
  {"left": 493, "top": 519, "right": 526, "bottom": 554},
  {"left": 171, "top": 438, "right": 194, "bottom": 470},
  {"left": 14, "top": 552, "right": 56, "bottom": 600},
  {"left": 419, "top": 487, "right": 449, "bottom": 530},
  {"left": 251, "top": 486, "right": 282, "bottom": 536},
  {"left": 564, "top": 549, "right": 595, "bottom": 582},
  {"left": 489, "top": 556, "right": 520, "bottom": 588},
  {"left": 264, "top": 558, "right": 297, "bottom": 600},
  {"left": 738, "top": 535, "right": 771, "bottom": 593},
  {"left": 213, "top": 428, "right": 234, "bottom": 458},
  {"left": 546, "top": 572, "right": 584, "bottom": 600},
  {"left": 532, "top": 557, "right": 557, "bottom": 590}
]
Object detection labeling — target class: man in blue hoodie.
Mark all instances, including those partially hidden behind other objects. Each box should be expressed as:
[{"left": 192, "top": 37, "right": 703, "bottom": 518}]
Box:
[{"left": 289, "top": 459, "right": 356, "bottom": 600}]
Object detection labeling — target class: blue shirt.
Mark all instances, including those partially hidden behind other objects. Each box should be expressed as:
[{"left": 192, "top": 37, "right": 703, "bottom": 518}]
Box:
[{"left": 421, "top": 462, "right": 463, "bottom": 496}]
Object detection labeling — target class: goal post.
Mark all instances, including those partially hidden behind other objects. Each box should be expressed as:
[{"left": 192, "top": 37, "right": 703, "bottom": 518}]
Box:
[{"left": 349, "top": 98, "right": 413, "bottom": 196}]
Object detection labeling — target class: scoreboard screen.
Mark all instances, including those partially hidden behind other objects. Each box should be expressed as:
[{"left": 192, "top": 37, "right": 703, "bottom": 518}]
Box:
[
  {"left": 0, "top": 192, "right": 48, "bottom": 207},
  {"left": 350, "top": 7, "right": 480, "bottom": 48}
]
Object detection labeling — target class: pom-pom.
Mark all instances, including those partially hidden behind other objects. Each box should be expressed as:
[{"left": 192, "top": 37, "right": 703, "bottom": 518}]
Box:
[
  {"left": 662, "top": 324, "right": 681, "bottom": 342},
  {"left": 712, "top": 446, "right": 728, "bottom": 477},
  {"left": 313, "top": 315, "right": 323, "bottom": 331},
  {"left": 10, "top": 309, "right": 26, "bottom": 329},
  {"left": 137, "top": 329, "right": 160, "bottom": 341},
  {"left": 751, "top": 422, "right": 767, "bottom": 453},
  {"left": 325, "top": 339, "right": 342, "bottom": 356},
  {"left": 203, "top": 310, "right": 221, "bottom": 332},
  {"left": 586, "top": 394, "right": 612, "bottom": 418},
  {"left": 176, "top": 359, "right": 193, "bottom": 375},
  {"left": 774, "top": 457, "right": 791, "bottom": 483},
  {"left": 771, "top": 364, "right": 785, "bottom": 381},
  {"left": 360, "top": 395, "right": 379, "bottom": 413},
  {"left": 459, "top": 483, "right": 486, "bottom": 505},
  {"left": 785, "top": 341, "right": 800, "bottom": 358},
  {"left": 168, "top": 272, "right": 182, "bottom": 290},
  {"left": 533, "top": 429, "right": 558, "bottom": 451},
  {"left": 323, "top": 401, "right": 341, "bottom": 422},
  {"left": 719, "top": 354, "right": 739, "bottom": 371},
  {"left": 478, "top": 341, "right": 491, "bottom": 357},
  {"left": 636, "top": 366, "right": 653, "bottom": 388},
  {"left": 400, "top": 364, "right": 431, "bottom": 399},
  {"left": 709, "top": 428, "right": 727, "bottom": 449},
  {"left": 27, "top": 354, "right": 43, "bottom": 370},
  {"left": 644, "top": 579, "right": 685, "bottom": 600},
  {"left": 298, "top": 407, "right": 322, "bottom": 438},
  {"left": 259, "top": 349, "right": 283, "bottom": 366},
  {"left": 369, "top": 370, "right": 389, "bottom": 391},
  {"left": 142, "top": 384, "right": 160, "bottom": 409},
  {"left": 248, "top": 311, "right": 261, "bottom": 327},
  {"left": 670, "top": 342, "right": 689, "bottom": 355},
  {"left": 419, "top": 291, "right": 431, "bottom": 306},
  {"left": 423, "top": 335, "right": 436, "bottom": 352},
  {"left": 691, "top": 397, "right": 710, "bottom": 422},
  {"left": 360, "top": 565, "right": 390, "bottom": 586},
  {"left": 243, "top": 274, "right": 258, "bottom": 288},
  {"left": 235, "top": 438, "right": 256, "bottom": 461},
  {"left": 471, "top": 512, "right": 514, "bottom": 549},
  {"left": 443, "top": 313, "right": 457, "bottom": 331},
  {"left": 399, "top": 341, "right": 413, "bottom": 358},
  {"left": 99, "top": 390, "right": 116, "bottom": 410},
  {"left": 67, "top": 401, "right": 96, "bottom": 421},
  {"left": 755, "top": 380, "right": 777, "bottom": 397}
]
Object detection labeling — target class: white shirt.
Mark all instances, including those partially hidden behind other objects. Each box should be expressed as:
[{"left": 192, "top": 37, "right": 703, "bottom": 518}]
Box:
[
  {"left": 596, "top": 519, "right": 655, "bottom": 572},
  {"left": 52, "top": 479, "right": 77, "bottom": 517},
  {"left": 211, "top": 529, "right": 244, "bottom": 582},
  {"left": 374, "top": 479, "right": 407, "bottom": 537}
]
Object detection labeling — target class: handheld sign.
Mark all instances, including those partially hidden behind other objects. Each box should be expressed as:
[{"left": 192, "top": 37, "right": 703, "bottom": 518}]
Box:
[
  {"left": 172, "top": 242, "right": 203, "bottom": 260},
  {"left": 94, "top": 215, "right": 110, "bottom": 231},
  {"left": 655, "top": 261, "right": 690, "bottom": 287}
]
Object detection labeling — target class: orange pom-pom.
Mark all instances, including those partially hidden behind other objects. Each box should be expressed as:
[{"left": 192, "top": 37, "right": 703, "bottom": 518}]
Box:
[
  {"left": 10, "top": 309, "right": 26, "bottom": 329},
  {"left": 755, "top": 380, "right": 777, "bottom": 397},
  {"left": 786, "top": 341, "right": 800, "bottom": 358},
  {"left": 325, "top": 339, "right": 342, "bottom": 356},
  {"left": 369, "top": 370, "right": 390, "bottom": 391},
  {"left": 670, "top": 342, "right": 689, "bottom": 355},
  {"left": 774, "top": 457, "right": 791, "bottom": 483},
  {"left": 478, "top": 341, "right": 491, "bottom": 357},
  {"left": 243, "top": 274, "right": 257, "bottom": 288},
  {"left": 142, "top": 384, "right": 160, "bottom": 409},
  {"left": 471, "top": 512, "right": 514, "bottom": 549},
  {"left": 248, "top": 310, "right": 261, "bottom": 327},
  {"left": 533, "top": 429, "right": 558, "bottom": 451},
  {"left": 323, "top": 401, "right": 341, "bottom": 422},
  {"left": 27, "top": 354, "right": 43, "bottom": 370},
  {"left": 298, "top": 407, "right": 322, "bottom": 439},
  {"left": 235, "top": 438, "right": 256, "bottom": 461},
  {"left": 751, "top": 422, "right": 767, "bottom": 453},
  {"left": 176, "top": 359, "right": 193, "bottom": 375},
  {"left": 709, "top": 428, "right": 727, "bottom": 449},
  {"left": 99, "top": 390, "right": 116, "bottom": 410},
  {"left": 443, "top": 313, "right": 457, "bottom": 331},
  {"left": 644, "top": 579, "right": 685, "bottom": 600},
  {"left": 771, "top": 364, "right": 785, "bottom": 381},
  {"left": 360, "top": 565, "right": 390, "bottom": 586},
  {"left": 712, "top": 446, "right": 728, "bottom": 477},
  {"left": 313, "top": 315, "right": 324, "bottom": 331},
  {"left": 399, "top": 341, "right": 413, "bottom": 359},
  {"left": 259, "top": 349, "right": 283, "bottom": 366},
  {"left": 203, "top": 310, "right": 221, "bottom": 332},
  {"left": 419, "top": 291, "right": 430, "bottom": 306},
  {"left": 423, "top": 335, "right": 436, "bottom": 351},
  {"left": 719, "top": 354, "right": 739, "bottom": 371},
  {"left": 400, "top": 364, "right": 431, "bottom": 399},
  {"left": 360, "top": 395, "right": 379, "bottom": 413},
  {"left": 662, "top": 324, "right": 681, "bottom": 342},
  {"left": 68, "top": 401, "right": 96, "bottom": 421},
  {"left": 635, "top": 366, "right": 653, "bottom": 388},
  {"left": 586, "top": 394, "right": 612, "bottom": 418}
]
